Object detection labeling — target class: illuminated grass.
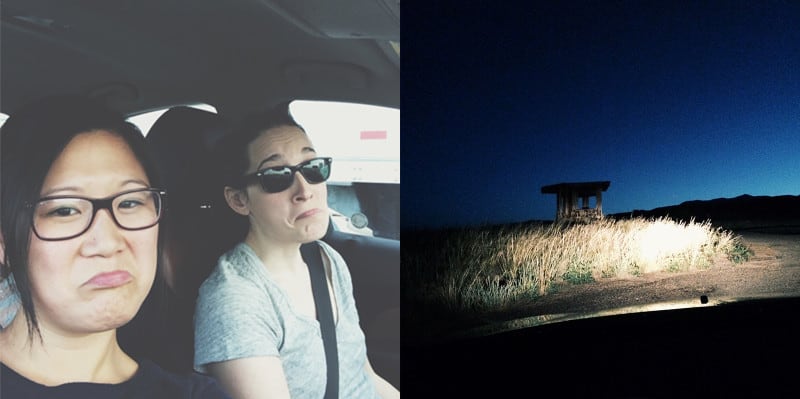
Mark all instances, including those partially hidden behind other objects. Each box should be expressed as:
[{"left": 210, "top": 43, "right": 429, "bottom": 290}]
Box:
[{"left": 402, "top": 217, "right": 749, "bottom": 318}]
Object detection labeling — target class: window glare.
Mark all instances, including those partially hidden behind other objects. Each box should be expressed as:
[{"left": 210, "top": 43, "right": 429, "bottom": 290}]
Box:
[
  {"left": 0, "top": 113, "right": 8, "bottom": 128},
  {"left": 290, "top": 100, "right": 400, "bottom": 184},
  {"left": 127, "top": 104, "right": 217, "bottom": 136}
]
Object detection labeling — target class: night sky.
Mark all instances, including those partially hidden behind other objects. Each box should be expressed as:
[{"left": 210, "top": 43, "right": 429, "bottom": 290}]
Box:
[{"left": 401, "top": 1, "right": 800, "bottom": 230}]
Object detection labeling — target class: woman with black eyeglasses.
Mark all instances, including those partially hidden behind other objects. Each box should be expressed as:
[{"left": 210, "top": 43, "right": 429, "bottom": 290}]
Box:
[
  {"left": 193, "top": 105, "right": 399, "bottom": 399},
  {"left": 0, "top": 95, "right": 232, "bottom": 399}
]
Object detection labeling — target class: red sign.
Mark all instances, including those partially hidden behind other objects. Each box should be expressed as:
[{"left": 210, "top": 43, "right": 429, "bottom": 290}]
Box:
[{"left": 360, "top": 130, "right": 387, "bottom": 140}]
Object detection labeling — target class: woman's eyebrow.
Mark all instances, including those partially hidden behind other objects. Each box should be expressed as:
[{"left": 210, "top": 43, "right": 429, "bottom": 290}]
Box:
[
  {"left": 40, "top": 186, "right": 83, "bottom": 197},
  {"left": 256, "top": 154, "right": 283, "bottom": 170},
  {"left": 40, "top": 179, "right": 150, "bottom": 197},
  {"left": 121, "top": 179, "right": 151, "bottom": 188},
  {"left": 256, "top": 147, "right": 317, "bottom": 170}
]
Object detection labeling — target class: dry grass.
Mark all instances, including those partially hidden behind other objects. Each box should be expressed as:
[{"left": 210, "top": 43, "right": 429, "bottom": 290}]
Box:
[{"left": 402, "top": 216, "right": 748, "bottom": 319}]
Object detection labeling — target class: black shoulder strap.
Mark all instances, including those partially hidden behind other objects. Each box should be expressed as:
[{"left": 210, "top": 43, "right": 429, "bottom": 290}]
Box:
[{"left": 301, "top": 241, "right": 339, "bottom": 399}]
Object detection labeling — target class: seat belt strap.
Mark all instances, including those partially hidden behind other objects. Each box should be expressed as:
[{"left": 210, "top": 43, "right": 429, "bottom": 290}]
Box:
[{"left": 301, "top": 241, "right": 339, "bottom": 399}]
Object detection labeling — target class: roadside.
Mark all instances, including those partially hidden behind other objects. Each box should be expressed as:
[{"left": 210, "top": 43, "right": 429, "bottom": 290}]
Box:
[{"left": 404, "top": 231, "right": 800, "bottom": 345}]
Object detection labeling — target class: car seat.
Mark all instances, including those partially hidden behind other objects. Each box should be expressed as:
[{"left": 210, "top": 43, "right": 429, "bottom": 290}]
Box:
[
  {"left": 122, "top": 106, "right": 242, "bottom": 374},
  {"left": 145, "top": 106, "right": 242, "bottom": 300}
]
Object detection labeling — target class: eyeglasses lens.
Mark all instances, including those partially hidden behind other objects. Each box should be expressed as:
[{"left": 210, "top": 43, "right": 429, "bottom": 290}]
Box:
[{"left": 33, "top": 190, "right": 163, "bottom": 240}]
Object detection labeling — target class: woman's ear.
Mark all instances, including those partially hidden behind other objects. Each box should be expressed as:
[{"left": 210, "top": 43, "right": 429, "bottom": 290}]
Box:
[{"left": 224, "top": 186, "right": 251, "bottom": 216}]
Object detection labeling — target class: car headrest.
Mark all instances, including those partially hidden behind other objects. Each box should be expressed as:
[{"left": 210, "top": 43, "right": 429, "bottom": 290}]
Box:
[
  {"left": 134, "top": 106, "right": 237, "bottom": 373},
  {"left": 146, "top": 106, "right": 229, "bottom": 152},
  {"left": 145, "top": 106, "right": 232, "bottom": 208},
  {"left": 145, "top": 106, "right": 239, "bottom": 297}
]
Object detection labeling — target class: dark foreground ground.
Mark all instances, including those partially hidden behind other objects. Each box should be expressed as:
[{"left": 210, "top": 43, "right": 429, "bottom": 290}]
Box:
[{"left": 401, "top": 231, "right": 800, "bottom": 397}]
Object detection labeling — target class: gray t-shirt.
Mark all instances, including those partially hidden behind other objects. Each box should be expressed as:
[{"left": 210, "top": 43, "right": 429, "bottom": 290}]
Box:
[{"left": 193, "top": 241, "right": 379, "bottom": 398}]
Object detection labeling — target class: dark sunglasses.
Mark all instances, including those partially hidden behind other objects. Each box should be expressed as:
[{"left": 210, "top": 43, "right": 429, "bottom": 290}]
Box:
[{"left": 243, "top": 157, "right": 332, "bottom": 193}]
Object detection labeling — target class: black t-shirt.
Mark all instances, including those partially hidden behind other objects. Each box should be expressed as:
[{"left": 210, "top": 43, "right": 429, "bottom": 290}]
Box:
[{"left": 0, "top": 358, "right": 232, "bottom": 399}]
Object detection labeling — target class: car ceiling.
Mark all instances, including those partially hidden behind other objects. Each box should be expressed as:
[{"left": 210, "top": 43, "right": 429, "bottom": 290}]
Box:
[{"left": 0, "top": 0, "right": 400, "bottom": 118}]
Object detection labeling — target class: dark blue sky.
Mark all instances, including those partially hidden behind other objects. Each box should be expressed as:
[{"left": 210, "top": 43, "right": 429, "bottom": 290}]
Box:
[{"left": 401, "top": 1, "right": 800, "bottom": 230}]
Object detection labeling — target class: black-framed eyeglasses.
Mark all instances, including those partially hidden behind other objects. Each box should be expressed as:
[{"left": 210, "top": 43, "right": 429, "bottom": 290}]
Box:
[
  {"left": 30, "top": 188, "right": 167, "bottom": 241},
  {"left": 242, "top": 157, "right": 332, "bottom": 193}
]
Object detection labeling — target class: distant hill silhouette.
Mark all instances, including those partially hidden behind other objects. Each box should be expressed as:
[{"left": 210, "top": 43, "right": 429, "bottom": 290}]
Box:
[{"left": 610, "top": 194, "right": 800, "bottom": 233}]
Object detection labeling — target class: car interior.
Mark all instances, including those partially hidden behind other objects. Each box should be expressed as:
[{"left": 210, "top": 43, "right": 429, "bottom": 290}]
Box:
[{"left": 1, "top": 0, "right": 399, "bottom": 390}]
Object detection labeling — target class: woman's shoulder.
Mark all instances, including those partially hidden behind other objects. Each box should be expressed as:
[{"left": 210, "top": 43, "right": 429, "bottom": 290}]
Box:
[
  {"left": 200, "top": 243, "right": 264, "bottom": 291},
  {"left": 196, "top": 243, "right": 274, "bottom": 313},
  {"left": 217, "top": 242, "right": 260, "bottom": 272}
]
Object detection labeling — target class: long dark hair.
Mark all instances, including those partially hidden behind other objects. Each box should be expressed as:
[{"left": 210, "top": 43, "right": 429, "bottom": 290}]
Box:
[{"left": 0, "top": 94, "right": 167, "bottom": 342}]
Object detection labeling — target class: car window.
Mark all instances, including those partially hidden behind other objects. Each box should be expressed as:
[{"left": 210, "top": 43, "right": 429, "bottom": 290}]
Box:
[{"left": 291, "top": 100, "right": 400, "bottom": 240}]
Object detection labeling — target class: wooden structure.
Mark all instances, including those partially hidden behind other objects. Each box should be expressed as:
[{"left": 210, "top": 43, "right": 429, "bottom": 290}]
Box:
[{"left": 541, "top": 181, "right": 610, "bottom": 222}]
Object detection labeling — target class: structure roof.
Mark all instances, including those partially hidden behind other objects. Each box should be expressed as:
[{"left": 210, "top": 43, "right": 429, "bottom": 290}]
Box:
[{"left": 541, "top": 181, "right": 611, "bottom": 195}]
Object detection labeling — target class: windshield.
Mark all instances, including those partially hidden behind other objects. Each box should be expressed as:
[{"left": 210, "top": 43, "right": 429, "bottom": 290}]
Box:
[{"left": 402, "top": 1, "right": 800, "bottom": 343}]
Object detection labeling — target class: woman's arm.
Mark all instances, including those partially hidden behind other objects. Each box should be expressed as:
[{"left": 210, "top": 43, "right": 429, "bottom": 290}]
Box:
[
  {"left": 207, "top": 356, "right": 292, "bottom": 399},
  {"left": 365, "top": 359, "right": 400, "bottom": 399}
]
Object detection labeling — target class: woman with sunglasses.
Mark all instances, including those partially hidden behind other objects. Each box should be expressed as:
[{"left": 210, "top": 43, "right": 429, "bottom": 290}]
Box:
[
  {"left": 0, "top": 95, "right": 232, "bottom": 398},
  {"left": 193, "top": 105, "right": 399, "bottom": 399}
]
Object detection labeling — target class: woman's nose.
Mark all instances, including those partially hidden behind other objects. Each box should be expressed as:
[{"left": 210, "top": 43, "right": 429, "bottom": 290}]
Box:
[
  {"left": 80, "top": 209, "right": 126, "bottom": 256},
  {"left": 291, "top": 172, "right": 315, "bottom": 202}
]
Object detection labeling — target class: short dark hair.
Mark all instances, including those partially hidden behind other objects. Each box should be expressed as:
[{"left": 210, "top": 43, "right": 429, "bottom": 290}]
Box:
[
  {"left": 215, "top": 102, "right": 305, "bottom": 189},
  {"left": 0, "top": 94, "right": 166, "bottom": 340}
]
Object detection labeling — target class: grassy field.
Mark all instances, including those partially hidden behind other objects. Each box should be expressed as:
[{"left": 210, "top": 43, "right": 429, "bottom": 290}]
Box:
[{"left": 402, "top": 216, "right": 752, "bottom": 326}]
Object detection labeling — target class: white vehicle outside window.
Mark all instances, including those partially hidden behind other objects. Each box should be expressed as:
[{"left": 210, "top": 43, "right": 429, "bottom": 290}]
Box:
[{"left": 291, "top": 100, "right": 400, "bottom": 240}]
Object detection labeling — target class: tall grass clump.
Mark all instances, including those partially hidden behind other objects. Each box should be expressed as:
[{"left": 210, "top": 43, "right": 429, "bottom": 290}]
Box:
[{"left": 403, "top": 217, "right": 749, "bottom": 321}]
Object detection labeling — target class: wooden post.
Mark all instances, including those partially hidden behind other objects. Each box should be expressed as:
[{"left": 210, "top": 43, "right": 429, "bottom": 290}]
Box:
[
  {"left": 556, "top": 193, "right": 562, "bottom": 220},
  {"left": 571, "top": 191, "right": 577, "bottom": 216},
  {"left": 596, "top": 188, "right": 603, "bottom": 215}
]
